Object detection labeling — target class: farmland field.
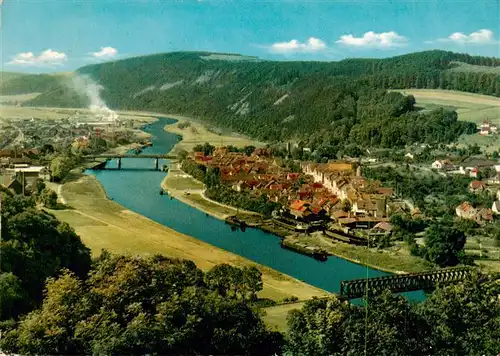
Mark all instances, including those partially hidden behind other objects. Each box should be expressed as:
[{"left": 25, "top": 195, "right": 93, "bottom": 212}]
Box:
[
  {"left": 394, "top": 89, "right": 500, "bottom": 125},
  {"left": 394, "top": 89, "right": 500, "bottom": 152}
]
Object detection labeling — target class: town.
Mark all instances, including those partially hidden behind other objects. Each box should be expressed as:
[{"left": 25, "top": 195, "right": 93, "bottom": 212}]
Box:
[{"left": 178, "top": 136, "right": 500, "bottom": 263}]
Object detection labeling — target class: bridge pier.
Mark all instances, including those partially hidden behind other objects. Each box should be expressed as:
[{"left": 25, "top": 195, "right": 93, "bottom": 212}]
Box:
[
  {"left": 117, "top": 158, "right": 121, "bottom": 170},
  {"left": 155, "top": 158, "right": 159, "bottom": 171}
]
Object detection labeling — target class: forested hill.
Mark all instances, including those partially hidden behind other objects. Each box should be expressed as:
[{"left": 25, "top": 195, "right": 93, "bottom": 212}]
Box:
[{"left": 3, "top": 50, "right": 499, "bottom": 152}]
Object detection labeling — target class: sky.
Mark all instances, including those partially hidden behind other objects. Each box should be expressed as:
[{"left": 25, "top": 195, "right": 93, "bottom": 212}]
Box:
[{"left": 1, "top": 0, "right": 499, "bottom": 73}]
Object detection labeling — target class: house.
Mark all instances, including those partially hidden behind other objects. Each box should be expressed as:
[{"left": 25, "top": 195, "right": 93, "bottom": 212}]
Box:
[
  {"left": 371, "top": 221, "right": 393, "bottom": 235},
  {"left": 289, "top": 200, "right": 325, "bottom": 221},
  {"left": 469, "top": 167, "right": 479, "bottom": 178},
  {"left": 431, "top": 160, "right": 454, "bottom": 170},
  {"left": 456, "top": 202, "right": 493, "bottom": 224},
  {"left": 352, "top": 195, "right": 387, "bottom": 218},
  {"left": 492, "top": 201, "right": 500, "bottom": 215},
  {"left": 477, "top": 208, "right": 494, "bottom": 223},
  {"left": 469, "top": 181, "right": 486, "bottom": 193},
  {"left": 338, "top": 216, "right": 389, "bottom": 229},
  {"left": 456, "top": 201, "right": 476, "bottom": 220},
  {"left": 7, "top": 166, "right": 51, "bottom": 182},
  {"left": 460, "top": 158, "right": 497, "bottom": 172},
  {"left": 404, "top": 153, "right": 414, "bottom": 160},
  {"left": 480, "top": 120, "right": 498, "bottom": 135},
  {"left": 289, "top": 200, "right": 312, "bottom": 220}
]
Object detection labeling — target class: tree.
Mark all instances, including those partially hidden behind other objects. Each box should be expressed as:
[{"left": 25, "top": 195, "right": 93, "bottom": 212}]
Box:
[
  {"left": 1, "top": 253, "right": 281, "bottom": 355},
  {"left": 204, "top": 264, "right": 263, "bottom": 301},
  {"left": 193, "top": 142, "right": 215, "bottom": 156},
  {"left": 419, "top": 272, "right": 500, "bottom": 355},
  {"left": 341, "top": 292, "right": 432, "bottom": 356},
  {"left": 285, "top": 293, "right": 432, "bottom": 356},
  {"left": 177, "top": 148, "right": 189, "bottom": 161},
  {"left": 50, "top": 156, "right": 71, "bottom": 182},
  {"left": 204, "top": 167, "right": 220, "bottom": 188},
  {"left": 285, "top": 297, "right": 350, "bottom": 355},
  {"left": 33, "top": 179, "right": 46, "bottom": 195},
  {"left": 39, "top": 188, "right": 58, "bottom": 208},
  {"left": 243, "top": 145, "right": 256, "bottom": 156},
  {"left": 341, "top": 199, "right": 352, "bottom": 213},
  {"left": 0, "top": 195, "right": 91, "bottom": 319},
  {"left": 423, "top": 221, "right": 466, "bottom": 267},
  {"left": 0, "top": 273, "right": 26, "bottom": 320}
]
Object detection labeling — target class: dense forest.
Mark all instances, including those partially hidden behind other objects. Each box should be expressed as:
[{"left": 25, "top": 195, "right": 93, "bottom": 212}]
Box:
[
  {"left": 1, "top": 192, "right": 499, "bottom": 355},
  {"left": 2, "top": 50, "right": 496, "bottom": 152}
]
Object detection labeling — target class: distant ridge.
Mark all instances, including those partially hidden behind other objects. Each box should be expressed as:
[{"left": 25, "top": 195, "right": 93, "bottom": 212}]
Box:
[{"left": 1, "top": 50, "right": 497, "bottom": 151}]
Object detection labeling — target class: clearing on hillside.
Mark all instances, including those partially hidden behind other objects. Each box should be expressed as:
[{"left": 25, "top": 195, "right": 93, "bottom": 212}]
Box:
[
  {"left": 394, "top": 89, "right": 500, "bottom": 152},
  {"left": 394, "top": 89, "right": 500, "bottom": 125}
]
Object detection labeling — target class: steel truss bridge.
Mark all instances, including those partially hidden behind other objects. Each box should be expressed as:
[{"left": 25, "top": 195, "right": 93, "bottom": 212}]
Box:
[{"left": 340, "top": 267, "right": 474, "bottom": 299}]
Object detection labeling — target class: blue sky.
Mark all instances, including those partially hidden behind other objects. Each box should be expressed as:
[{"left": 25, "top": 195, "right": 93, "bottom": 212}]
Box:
[{"left": 2, "top": 0, "right": 499, "bottom": 73}]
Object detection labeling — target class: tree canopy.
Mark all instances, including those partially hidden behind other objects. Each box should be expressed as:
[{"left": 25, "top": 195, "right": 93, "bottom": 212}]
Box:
[
  {"left": 285, "top": 273, "right": 500, "bottom": 356},
  {"left": 1, "top": 253, "right": 282, "bottom": 355},
  {"left": 0, "top": 194, "right": 91, "bottom": 320}
]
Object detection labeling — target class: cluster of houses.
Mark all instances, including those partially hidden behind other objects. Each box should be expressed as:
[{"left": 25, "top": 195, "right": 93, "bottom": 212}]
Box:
[
  {"left": 191, "top": 147, "right": 407, "bottom": 233},
  {"left": 0, "top": 149, "right": 50, "bottom": 195},
  {"left": 0, "top": 149, "right": 41, "bottom": 168},
  {"left": 431, "top": 157, "right": 500, "bottom": 180},
  {"left": 0, "top": 164, "right": 51, "bottom": 195}
]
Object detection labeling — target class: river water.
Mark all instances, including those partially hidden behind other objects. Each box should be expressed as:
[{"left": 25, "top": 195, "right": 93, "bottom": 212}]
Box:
[{"left": 88, "top": 118, "right": 424, "bottom": 299}]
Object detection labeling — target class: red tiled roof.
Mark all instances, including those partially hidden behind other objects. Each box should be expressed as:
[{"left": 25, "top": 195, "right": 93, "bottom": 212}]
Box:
[
  {"left": 311, "top": 206, "right": 323, "bottom": 215},
  {"left": 290, "top": 200, "right": 308, "bottom": 210},
  {"left": 376, "top": 187, "right": 393, "bottom": 196},
  {"left": 470, "top": 181, "right": 485, "bottom": 189}
]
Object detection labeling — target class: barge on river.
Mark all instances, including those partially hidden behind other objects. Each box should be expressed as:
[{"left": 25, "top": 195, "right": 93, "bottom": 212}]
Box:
[{"left": 280, "top": 238, "right": 328, "bottom": 262}]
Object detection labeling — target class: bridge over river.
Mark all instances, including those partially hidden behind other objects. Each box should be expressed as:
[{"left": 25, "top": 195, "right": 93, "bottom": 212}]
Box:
[
  {"left": 340, "top": 267, "right": 475, "bottom": 299},
  {"left": 84, "top": 153, "right": 177, "bottom": 170}
]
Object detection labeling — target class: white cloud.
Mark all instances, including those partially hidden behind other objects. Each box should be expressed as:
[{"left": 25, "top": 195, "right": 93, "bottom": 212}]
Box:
[
  {"left": 432, "top": 29, "right": 497, "bottom": 45},
  {"left": 269, "top": 37, "right": 327, "bottom": 53},
  {"left": 91, "top": 46, "right": 118, "bottom": 59},
  {"left": 7, "top": 49, "right": 67, "bottom": 67},
  {"left": 336, "top": 31, "right": 408, "bottom": 49}
]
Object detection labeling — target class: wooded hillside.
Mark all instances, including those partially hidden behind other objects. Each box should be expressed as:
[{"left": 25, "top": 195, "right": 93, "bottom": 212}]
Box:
[{"left": 2, "top": 50, "right": 497, "bottom": 152}]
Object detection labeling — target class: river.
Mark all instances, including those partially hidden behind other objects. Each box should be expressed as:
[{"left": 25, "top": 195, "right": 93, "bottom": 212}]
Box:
[{"left": 88, "top": 117, "right": 424, "bottom": 300}]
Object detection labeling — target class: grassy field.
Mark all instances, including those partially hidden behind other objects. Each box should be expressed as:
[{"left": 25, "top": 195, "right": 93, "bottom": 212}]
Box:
[
  {"left": 162, "top": 162, "right": 259, "bottom": 220},
  {"left": 299, "top": 233, "right": 433, "bottom": 274},
  {"left": 394, "top": 89, "right": 500, "bottom": 152},
  {"left": 0, "top": 93, "right": 41, "bottom": 104},
  {"left": 395, "top": 89, "right": 500, "bottom": 125},
  {"left": 448, "top": 62, "right": 500, "bottom": 74},
  {"left": 50, "top": 174, "right": 328, "bottom": 302},
  {"left": 0, "top": 106, "right": 159, "bottom": 122},
  {"left": 465, "top": 235, "right": 500, "bottom": 273},
  {"left": 262, "top": 302, "right": 307, "bottom": 332},
  {"left": 163, "top": 115, "right": 264, "bottom": 154}
]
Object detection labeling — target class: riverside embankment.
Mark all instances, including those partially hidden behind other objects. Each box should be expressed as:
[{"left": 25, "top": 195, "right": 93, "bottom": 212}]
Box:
[{"left": 56, "top": 116, "right": 424, "bottom": 301}]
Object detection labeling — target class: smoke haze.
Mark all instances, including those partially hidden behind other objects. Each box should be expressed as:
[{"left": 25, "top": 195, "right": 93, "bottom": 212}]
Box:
[{"left": 70, "top": 75, "right": 118, "bottom": 121}]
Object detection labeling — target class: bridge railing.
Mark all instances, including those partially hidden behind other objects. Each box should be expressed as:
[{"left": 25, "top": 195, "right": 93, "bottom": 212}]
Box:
[{"left": 340, "top": 267, "right": 474, "bottom": 299}]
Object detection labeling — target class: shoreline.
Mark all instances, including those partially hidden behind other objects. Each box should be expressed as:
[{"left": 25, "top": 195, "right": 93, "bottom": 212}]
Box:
[
  {"left": 52, "top": 173, "right": 329, "bottom": 302},
  {"left": 49, "top": 117, "right": 329, "bottom": 302}
]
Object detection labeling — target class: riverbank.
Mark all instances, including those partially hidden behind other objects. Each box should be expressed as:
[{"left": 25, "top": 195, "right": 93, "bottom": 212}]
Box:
[
  {"left": 50, "top": 174, "right": 329, "bottom": 302},
  {"left": 161, "top": 161, "right": 260, "bottom": 221},
  {"left": 162, "top": 114, "right": 264, "bottom": 155}
]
